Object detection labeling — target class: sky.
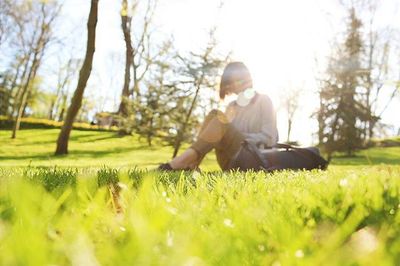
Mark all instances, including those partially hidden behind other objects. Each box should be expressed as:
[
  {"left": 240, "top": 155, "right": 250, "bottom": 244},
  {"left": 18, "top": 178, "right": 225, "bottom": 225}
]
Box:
[{"left": 58, "top": 0, "right": 400, "bottom": 145}]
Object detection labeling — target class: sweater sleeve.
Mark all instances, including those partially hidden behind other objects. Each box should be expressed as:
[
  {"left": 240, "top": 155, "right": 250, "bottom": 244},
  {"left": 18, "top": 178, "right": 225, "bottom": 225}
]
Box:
[{"left": 242, "top": 95, "right": 278, "bottom": 146}]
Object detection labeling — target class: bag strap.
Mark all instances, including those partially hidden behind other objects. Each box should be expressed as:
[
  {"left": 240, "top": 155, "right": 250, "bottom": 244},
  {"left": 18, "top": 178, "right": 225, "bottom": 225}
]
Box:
[
  {"left": 257, "top": 142, "right": 293, "bottom": 150},
  {"left": 273, "top": 143, "right": 293, "bottom": 150},
  {"left": 242, "top": 140, "right": 270, "bottom": 170}
]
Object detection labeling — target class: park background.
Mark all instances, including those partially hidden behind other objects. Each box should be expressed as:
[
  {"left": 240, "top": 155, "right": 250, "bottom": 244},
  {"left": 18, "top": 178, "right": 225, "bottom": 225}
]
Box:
[{"left": 0, "top": 0, "right": 400, "bottom": 265}]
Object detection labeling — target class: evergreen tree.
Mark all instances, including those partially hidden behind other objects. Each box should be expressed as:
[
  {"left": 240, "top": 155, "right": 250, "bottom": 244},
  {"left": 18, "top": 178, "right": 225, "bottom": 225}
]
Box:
[{"left": 319, "top": 8, "right": 370, "bottom": 158}]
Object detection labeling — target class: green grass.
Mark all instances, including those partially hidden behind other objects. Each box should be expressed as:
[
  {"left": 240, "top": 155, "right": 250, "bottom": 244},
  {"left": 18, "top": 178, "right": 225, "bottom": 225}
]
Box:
[
  {"left": 1, "top": 166, "right": 400, "bottom": 265},
  {"left": 0, "top": 129, "right": 219, "bottom": 170},
  {"left": 331, "top": 147, "right": 400, "bottom": 165},
  {"left": 1, "top": 129, "right": 399, "bottom": 169},
  {"left": 1, "top": 129, "right": 399, "bottom": 265}
]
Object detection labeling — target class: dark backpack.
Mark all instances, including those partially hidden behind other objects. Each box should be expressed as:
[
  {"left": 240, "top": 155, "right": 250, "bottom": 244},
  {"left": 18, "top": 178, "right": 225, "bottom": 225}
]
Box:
[{"left": 227, "top": 141, "right": 328, "bottom": 172}]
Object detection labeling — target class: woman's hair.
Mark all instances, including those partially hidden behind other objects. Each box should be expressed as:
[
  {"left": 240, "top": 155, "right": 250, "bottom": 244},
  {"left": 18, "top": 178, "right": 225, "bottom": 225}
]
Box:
[{"left": 219, "top": 62, "right": 253, "bottom": 99}]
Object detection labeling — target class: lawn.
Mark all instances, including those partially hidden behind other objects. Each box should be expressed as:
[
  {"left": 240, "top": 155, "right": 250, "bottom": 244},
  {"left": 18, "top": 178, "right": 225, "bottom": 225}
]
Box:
[
  {"left": 1, "top": 129, "right": 400, "bottom": 265},
  {"left": 0, "top": 129, "right": 219, "bottom": 170},
  {"left": 1, "top": 129, "right": 399, "bottom": 169}
]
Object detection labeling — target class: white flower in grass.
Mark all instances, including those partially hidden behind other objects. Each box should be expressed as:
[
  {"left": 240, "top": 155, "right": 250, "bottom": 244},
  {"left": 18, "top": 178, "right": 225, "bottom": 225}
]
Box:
[
  {"left": 350, "top": 227, "right": 378, "bottom": 254},
  {"left": 223, "top": 218, "right": 234, "bottom": 228},
  {"left": 162, "top": 191, "right": 167, "bottom": 197},
  {"left": 339, "top": 178, "right": 348, "bottom": 187},
  {"left": 258, "top": 244, "right": 265, "bottom": 252},
  {"left": 192, "top": 171, "right": 201, "bottom": 180},
  {"left": 166, "top": 197, "right": 171, "bottom": 203},
  {"left": 295, "top": 249, "right": 304, "bottom": 258},
  {"left": 117, "top": 182, "right": 128, "bottom": 190},
  {"left": 166, "top": 231, "right": 174, "bottom": 247},
  {"left": 119, "top": 226, "right": 126, "bottom": 232}
]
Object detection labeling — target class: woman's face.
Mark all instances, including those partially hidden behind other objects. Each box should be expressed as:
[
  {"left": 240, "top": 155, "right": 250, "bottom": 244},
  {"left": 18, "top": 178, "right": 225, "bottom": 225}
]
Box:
[{"left": 226, "top": 80, "right": 247, "bottom": 96}]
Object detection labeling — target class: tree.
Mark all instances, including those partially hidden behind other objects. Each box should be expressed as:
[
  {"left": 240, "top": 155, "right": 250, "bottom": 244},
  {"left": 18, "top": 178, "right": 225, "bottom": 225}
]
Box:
[
  {"left": 0, "top": 0, "right": 14, "bottom": 47},
  {"left": 362, "top": 1, "right": 398, "bottom": 139},
  {"left": 10, "top": 1, "right": 62, "bottom": 139},
  {"left": 118, "top": 40, "right": 188, "bottom": 146},
  {"left": 118, "top": 0, "right": 134, "bottom": 117},
  {"left": 117, "top": 0, "right": 158, "bottom": 121},
  {"left": 279, "top": 84, "right": 302, "bottom": 143},
  {"left": 171, "top": 30, "right": 229, "bottom": 158},
  {"left": 329, "top": 0, "right": 400, "bottom": 141},
  {"left": 0, "top": 72, "right": 12, "bottom": 116},
  {"left": 48, "top": 58, "right": 81, "bottom": 121},
  {"left": 125, "top": 41, "right": 178, "bottom": 146},
  {"left": 318, "top": 8, "right": 370, "bottom": 158},
  {"left": 55, "top": 0, "right": 99, "bottom": 155}
]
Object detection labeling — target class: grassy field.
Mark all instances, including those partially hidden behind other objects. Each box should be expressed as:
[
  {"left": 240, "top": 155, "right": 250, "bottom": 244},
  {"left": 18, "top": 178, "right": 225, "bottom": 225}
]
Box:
[
  {"left": 1, "top": 129, "right": 399, "bottom": 169},
  {"left": 0, "top": 129, "right": 219, "bottom": 170},
  {"left": 1, "top": 129, "right": 400, "bottom": 265}
]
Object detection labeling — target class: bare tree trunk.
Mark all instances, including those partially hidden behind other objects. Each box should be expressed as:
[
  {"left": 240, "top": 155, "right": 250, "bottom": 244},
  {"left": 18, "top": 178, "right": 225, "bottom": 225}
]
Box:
[
  {"left": 317, "top": 94, "right": 325, "bottom": 145},
  {"left": 7, "top": 58, "right": 25, "bottom": 118},
  {"left": 50, "top": 77, "right": 64, "bottom": 120},
  {"left": 11, "top": 54, "right": 31, "bottom": 118},
  {"left": 132, "top": 69, "right": 140, "bottom": 99},
  {"left": 326, "top": 101, "right": 341, "bottom": 162},
  {"left": 55, "top": 0, "right": 99, "bottom": 155},
  {"left": 54, "top": 59, "right": 77, "bottom": 122},
  {"left": 172, "top": 84, "right": 201, "bottom": 158},
  {"left": 21, "top": 95, "right": 30, "bottom": 118},
  {"left": 118, "top": 0, "right": 133, "bottom": 116},
  {"left": 11, "top": 2, "right": 60, "bottom": 138},
  {"left": 287, "top": 119, "right": 292, "bottom": 143},
  {"left": 11, "top": 50, "right": 41, "bottom": 139},
  {"left": 58, "top": 94, "right": 67, "bottom": 122},
  {"left": 48, "top": 100, "right": 55, "bottom": 120}
]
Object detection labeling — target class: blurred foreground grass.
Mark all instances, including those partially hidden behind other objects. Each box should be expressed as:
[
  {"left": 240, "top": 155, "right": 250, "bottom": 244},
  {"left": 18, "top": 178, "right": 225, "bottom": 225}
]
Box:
[
  {"left": 1, "top": 129, "right": 400, "bottom": 265},
  {"left": 1, "top": 166, "right": 400, "bottom": 265}
]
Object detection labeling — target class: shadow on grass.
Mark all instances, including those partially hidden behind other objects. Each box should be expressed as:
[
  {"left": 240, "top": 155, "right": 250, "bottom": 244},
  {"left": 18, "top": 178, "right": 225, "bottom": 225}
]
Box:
[
  {"left": 10, "top": 132, "right": 117, "bottom": 146},
  {"left": 69, "top": 133, "right": 117, "bottom": 142},
  {"left": 0, "top": 145, "right": 145, "bottom": 161}
]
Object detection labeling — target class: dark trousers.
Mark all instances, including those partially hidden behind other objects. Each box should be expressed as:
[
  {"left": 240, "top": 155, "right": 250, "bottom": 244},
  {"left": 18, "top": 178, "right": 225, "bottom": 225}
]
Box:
[{"left": 190, "top": 109, "right": 245, "bottom": 170}]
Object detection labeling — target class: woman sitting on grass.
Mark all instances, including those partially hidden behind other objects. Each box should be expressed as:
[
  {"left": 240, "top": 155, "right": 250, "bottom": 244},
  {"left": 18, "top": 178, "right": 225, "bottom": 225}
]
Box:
[{"left": 159, "top": 62, "right": 279, "bottom": 171}]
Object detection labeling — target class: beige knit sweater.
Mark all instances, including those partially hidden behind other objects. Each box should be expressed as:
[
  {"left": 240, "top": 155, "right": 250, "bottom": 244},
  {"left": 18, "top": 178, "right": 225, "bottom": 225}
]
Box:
[{"left": 225, "top": 92, "right": 279, "bottom": 146}]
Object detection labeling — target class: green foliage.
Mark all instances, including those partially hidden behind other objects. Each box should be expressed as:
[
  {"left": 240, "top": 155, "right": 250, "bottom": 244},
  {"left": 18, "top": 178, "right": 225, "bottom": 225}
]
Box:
[
  {"left": 0, "top": 76, "right": 12, "bottom": 116},
  {"left": 318, "top": 9, "right": 373, "bottom": 157},
  {"left": 1, "top": 166, "right": 400, "bottom": 265}
]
